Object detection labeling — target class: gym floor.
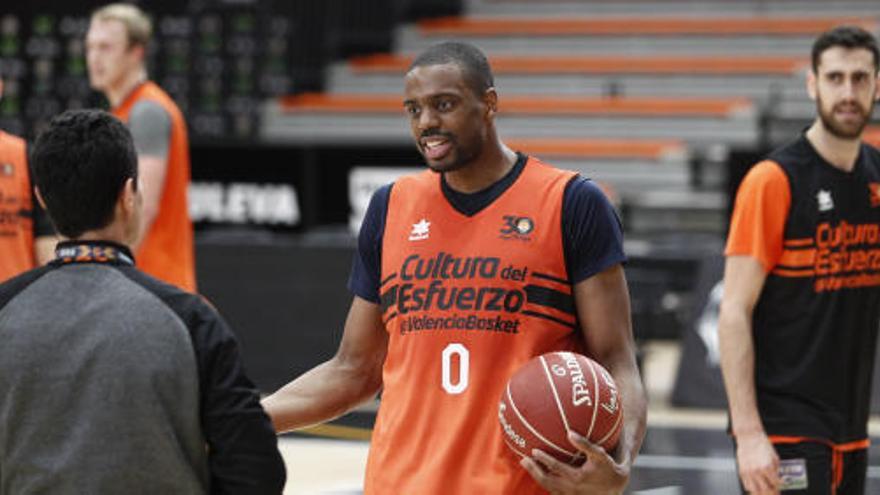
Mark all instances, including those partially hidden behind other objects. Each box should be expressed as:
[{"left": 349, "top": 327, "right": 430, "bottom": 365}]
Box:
[{"left": 275, "top": 342, "right": 880, "bottom": 494}]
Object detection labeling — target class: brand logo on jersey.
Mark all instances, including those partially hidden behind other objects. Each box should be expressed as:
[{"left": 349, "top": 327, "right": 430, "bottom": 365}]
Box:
[
  {"left": 409, "top": 218, "right": 430, "bottom": 241},
  {"left": 0, "top": 163, "right": 12, "bottom": 177},
  {"left": 869, "top": 183, "right": 880, "bottom": 208},
  {"left": 812, "top": 221, "right": 880, "bottom": 292},
  {"left": 817, "top": 190, "right": 834, "bottom": 212},
  {"left": 500, "top": 215, "right": 534, "bottom": 241}
]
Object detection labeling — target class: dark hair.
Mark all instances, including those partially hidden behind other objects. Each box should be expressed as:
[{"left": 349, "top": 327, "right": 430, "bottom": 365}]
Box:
[
  {"left": 30, "top": 109, "right": 138, "bottom": 238},
  {"left": 409, "top": 41, "right": 495, "bottom": 97},
  {"left": 812, "top": 25, "right": 880, "bottom": 74}
]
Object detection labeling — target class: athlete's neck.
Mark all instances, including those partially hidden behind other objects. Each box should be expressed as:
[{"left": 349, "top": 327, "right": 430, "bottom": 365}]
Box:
[
  {"left": 106, "top": 68, "right": 147, "bottom": 108},
  {"left": 72, "top": 223, "right": 134, "bottom": 247},
  {"left": 443, "top": 141, "right": 518, "bottom": 194},
  {"left": 805, "top": 119, "right": 862, "bottom": 173}
]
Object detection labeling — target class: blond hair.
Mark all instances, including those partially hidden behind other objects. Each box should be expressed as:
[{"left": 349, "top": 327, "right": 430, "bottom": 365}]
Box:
[{"left": 91, "top": 3, "right": 152, "bottom": 47}]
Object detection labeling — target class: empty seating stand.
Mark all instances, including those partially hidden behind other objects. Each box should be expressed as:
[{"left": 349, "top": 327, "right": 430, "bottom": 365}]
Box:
[
  {"left": 467, "top": 0, "right": 880, "bottom": 17},
  {"left": 400, "top": 16, "right": 872, "bottom": 55},
  {"left": 505, "top": 137, "right": 689, "bottom": 194},
  {"left": 866, "top": 127, "right": 880, "bottom": 148},
  {"left": 265, "top": 91, "right": 757, "bottom": 148},
  {"left": 502, "top": 138, "right": 730, "bottom": 235},
  {"left": 439, "top": 1, "right": 880, "bottom": 144},
  {"left": 259, "top": 1, "right": 880, "bottom": 239},
  {"left": 329, "top": 52, "right": 808, "bottom": 102}
]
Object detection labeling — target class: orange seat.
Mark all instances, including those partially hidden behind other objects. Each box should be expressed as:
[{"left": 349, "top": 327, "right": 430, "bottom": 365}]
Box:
[
  {"left": 504, "top": 138, "right": 685, "bottom": 161},
  {"left": 349, "top": 53, "right": 807, "bottom": 75},
  {"left": 865, "top": 127, "right": 880, "bottom": 148},
  {"left": 417, "top": 16, "right": 877, "bottom": 36},
  {"left": 279, "top": 93, "right": 752, "bottom": 117}
]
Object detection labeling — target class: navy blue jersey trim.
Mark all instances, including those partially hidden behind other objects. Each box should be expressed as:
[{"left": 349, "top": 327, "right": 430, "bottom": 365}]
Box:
[
  {"left": 531, "top": 271, "right": 571, "bottom": 286},
  {"left": 441, "top": 152, "right": 527, "bottom": 216},
  {"left": 525, "top": 285, "right": 576, "bottom": 315},
  {"left": 521, "top": 310, "right": 577, "bottom": 329},
  {"left": 380, "top": 273, "right": 397, "bottom": 287},
  {"left": 380, "top": 285, "right": 398, "bottom": 313}
]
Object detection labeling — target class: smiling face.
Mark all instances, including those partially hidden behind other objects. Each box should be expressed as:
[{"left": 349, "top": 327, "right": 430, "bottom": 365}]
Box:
[
  {"left": 403, "top": 63, "right": 494, "bottom": 173},
  {"left": 809, "top": 46, "right": 880, "bottom": 140}
]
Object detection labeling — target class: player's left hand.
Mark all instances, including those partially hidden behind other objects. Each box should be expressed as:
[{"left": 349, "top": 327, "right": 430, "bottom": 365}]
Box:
[{"left": 520, "top": 430, "right": 630, "bottom": 495}]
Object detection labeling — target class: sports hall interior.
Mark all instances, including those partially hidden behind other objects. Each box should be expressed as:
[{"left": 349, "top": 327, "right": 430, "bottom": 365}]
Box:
[{"left": 5, "top": 0, "right": 880, "bottom": 493}]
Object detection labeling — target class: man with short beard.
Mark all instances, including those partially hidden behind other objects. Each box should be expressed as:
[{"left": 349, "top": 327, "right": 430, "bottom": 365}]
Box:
[{"left": 719, "top": 25, "right": 880, "bottom": 495}]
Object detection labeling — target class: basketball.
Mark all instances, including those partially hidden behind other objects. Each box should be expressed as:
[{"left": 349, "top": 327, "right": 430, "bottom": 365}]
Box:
[{"left": 498, "top": 351, "right": 623, "bottom": 464}]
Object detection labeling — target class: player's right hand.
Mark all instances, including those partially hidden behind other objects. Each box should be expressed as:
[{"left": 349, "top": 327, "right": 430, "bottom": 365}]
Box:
[
  {"left": 736, "top": 431, "right": 780, "bottom": 494},
  {"left": 520, "top": 431, "right": 628, "bottom": 495}
]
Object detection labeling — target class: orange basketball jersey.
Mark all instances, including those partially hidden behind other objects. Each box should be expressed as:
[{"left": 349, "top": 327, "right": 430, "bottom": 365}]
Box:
[
  {"left": 113, "top": 81, "right": 196, "bottom": 292},
  {"left": 0, "top": 131, "right": 36, "bottom": 281},
  {"left": 367, "top": 157, "right": 582, "bottom": 494}
]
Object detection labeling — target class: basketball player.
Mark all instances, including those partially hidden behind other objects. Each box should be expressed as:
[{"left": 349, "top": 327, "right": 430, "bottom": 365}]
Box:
[
  {"left": 263, "top": 42, "right": 647, "bottom": 494},
  {"left": 0, "top": 73, "right": 55, "bottom": 280},
  {"left": 719, "top": 26, "right": 880, "bottom": 494},
  {"left": 86, "top": 3, "right": 196, "bottom": 291},
  {"left": 0, "top": 109, "right": 285, "bottom": 493}
]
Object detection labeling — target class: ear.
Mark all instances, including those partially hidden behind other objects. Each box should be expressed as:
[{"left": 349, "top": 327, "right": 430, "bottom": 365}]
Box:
[
  {"left": 484, "top": 87, "right": 498, "bottom": 118},
  {"left": 806, "top": 69, "right": 817, "bottom": 101},
  {"left": 118, "top": 178, "right": 138, "bottom": 217},
  {"left": 875, "top": 72, "right": 880, "bottom": 101},
  {"left": 34, "top": 186, "right": 48, "bottom": 210},
  {"left": 129, "top": 43, "right": 146, "bottom": 62}
]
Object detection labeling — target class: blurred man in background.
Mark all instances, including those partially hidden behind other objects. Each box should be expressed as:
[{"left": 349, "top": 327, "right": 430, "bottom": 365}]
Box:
[
  {"left": 0, "top": 109, "right": 285, "bottom": 494},
  {"left": 719, "top": 25, "right": 880, "bottom": 494},
  {"left": 86, "top": 3, "right": 195, "bottom": 291},
  {"left": 0, "top": 73, "right": 55, "bottom": 281}
]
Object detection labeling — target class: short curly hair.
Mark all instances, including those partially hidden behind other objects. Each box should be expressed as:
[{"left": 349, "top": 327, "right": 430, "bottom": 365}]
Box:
[{"left": 409, "top": 41, "right": 495, "bottom": 97}]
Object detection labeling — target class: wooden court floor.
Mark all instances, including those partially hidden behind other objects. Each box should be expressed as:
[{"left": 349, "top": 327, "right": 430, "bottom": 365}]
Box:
[
  {"left": 278, "top": 421, "right": 880, "bottom": 494},
  {"left": 276, "top": 342, "right": 880, "bottom": 494}
]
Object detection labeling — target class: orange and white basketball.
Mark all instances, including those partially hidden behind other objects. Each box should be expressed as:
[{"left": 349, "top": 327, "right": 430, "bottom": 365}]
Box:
[{"left": 498, "top": 351, "right": 623, "bottom": 464}]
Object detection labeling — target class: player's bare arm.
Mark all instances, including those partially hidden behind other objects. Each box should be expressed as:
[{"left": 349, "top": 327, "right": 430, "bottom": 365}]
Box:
[
  {"left": 136, "top": 154, "right": 166, "bottom": 240},
  {"left": 262, "top": 296, "right": 388, "bottom": 433},
  {"left": 128, "top": 101, "right": 170, "bottom": 249},
  {"left": 522, "top": 263, "right": 646, "bottom": 494},
  {"left": 718, "top": 255, "right": 780, "bottom": 493},
  {"left": 577, "top": 264, "right": 647, "bottom": 471}
]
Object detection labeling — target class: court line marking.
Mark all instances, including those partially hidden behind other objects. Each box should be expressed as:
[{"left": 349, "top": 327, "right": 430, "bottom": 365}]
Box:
[{"left": 635, "top": 454, "right": 880, "bottom": 479}]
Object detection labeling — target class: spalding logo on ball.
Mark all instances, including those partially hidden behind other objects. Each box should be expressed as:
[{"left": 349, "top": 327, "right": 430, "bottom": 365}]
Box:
[{"left": 498, "top": 351, "right": 623, "bottom": 465}]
